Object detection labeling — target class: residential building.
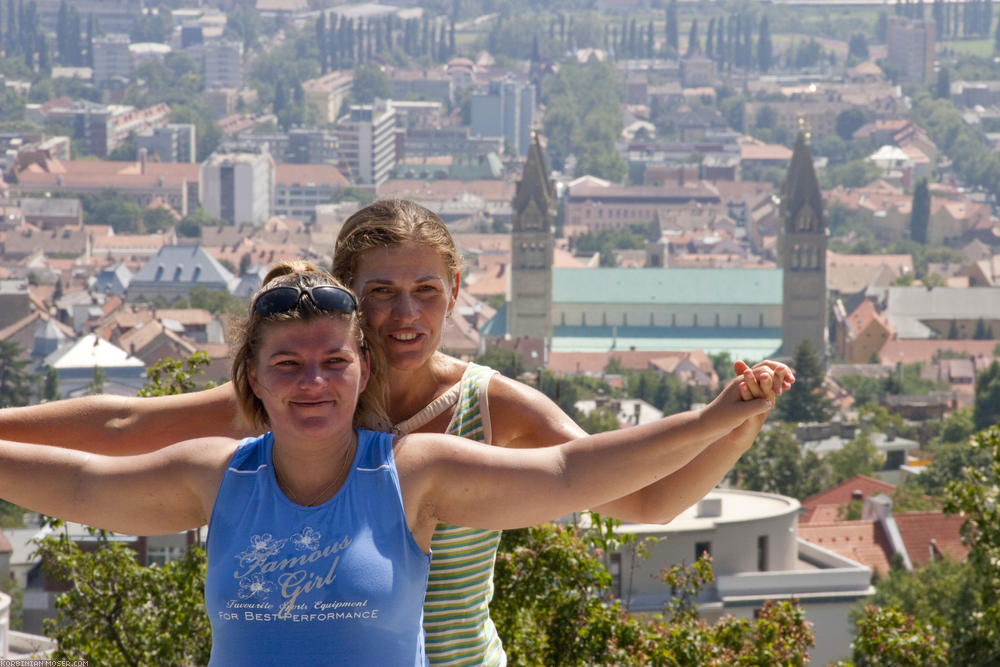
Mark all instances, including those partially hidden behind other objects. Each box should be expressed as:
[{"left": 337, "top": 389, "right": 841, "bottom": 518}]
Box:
[
  {"left": 201, "top": 39, "right": 244, "bottom": 90},
  {"left": 600, "top": 488, "right": 873, "bottom": 667},
  {"left": 388, "top": 67, "right": 454, "bottom": 105},
  {"left": 200, "top": 144, "right": 275, "bottom": 225},
  {"left": 302, "top": 70, "right": 354, "bottom": 124},
  {"left": 679, "top": 54, "right": 714, "bottom": 87},
  {"left": 92, "top": 33, "right": 132, "bottom": 85},
  {"left": 33, "top": 0, "right": 144, "bottom": 34},
  {"left": 127, "top": 244, "right": 237, "bottom": 305},
  {"left": 470, "top": 76, "right": 535, "bottom": 156},
  {"left": 286, "top": 128, "right": 337, "bottom": 165},
  {"left": 15, "top": 158, "right": 198, "bottom": 216},
  {"left": 16, "top": 197, "right": 83, "bottom": 228},
  {"left": 44, "top": 333, "right": 146, "bottom": 397},
  {"left": 136, "top": 123, "right": 197, "bottom": 163},
  {"left": 273, "top": 163, "right": 349, "bottom": 220},
  {"left": 43, "top": 100, "right": 170, "bottom": 158},
  {"left": 401, "top": 124, "right": 503, "bottom": 160},
  {"left": 337, "top": 101, "right": 397, "bottom": 186},
  {"left": 562, "top": 177, "right": 722, "bottom": 234},
  {"left": 887, "top": 15, "right": 936, "bottom": 84}
]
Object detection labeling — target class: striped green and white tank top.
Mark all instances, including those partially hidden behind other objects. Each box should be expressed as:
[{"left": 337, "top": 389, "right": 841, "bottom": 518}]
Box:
[{"left": 394, "top": 362, "right": 505, "bottom": 666}]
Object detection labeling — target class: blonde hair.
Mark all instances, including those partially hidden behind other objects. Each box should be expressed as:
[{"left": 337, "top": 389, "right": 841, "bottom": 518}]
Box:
[
  {"left": 230, "top": 260, "right": 390, "bottom": 432},
  {"left": 332, "top": 199, "right": 462, "bottom": 290}
]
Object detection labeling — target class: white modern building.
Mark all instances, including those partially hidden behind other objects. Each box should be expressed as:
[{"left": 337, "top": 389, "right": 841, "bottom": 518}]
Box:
[
  {"left": 200, "top": 145, "right": 274, "bottom": 225},
  {"left": 92, "top": 33, "right": 132, "bottom": 85},
  {"left": 337, "top": 100, "right": 397, "bottom": 186},
  {"left": 599, "top": 488, "right": 873, "bottom": 666},
  {"left": 201, "top": 38, "right": 244, "bottom": 90}
]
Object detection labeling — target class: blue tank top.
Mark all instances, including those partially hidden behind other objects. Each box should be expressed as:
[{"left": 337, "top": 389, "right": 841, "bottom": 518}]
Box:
[{"left": 204, "top": 429, "right": 431, "bottom": 666}]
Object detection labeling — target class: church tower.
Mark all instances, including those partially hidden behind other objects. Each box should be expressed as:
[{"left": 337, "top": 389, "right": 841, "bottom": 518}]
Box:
[
  {"left": 780, "top": 133, "right": 828, "bottom": 359},
  {"left": 508, "top": 133, "right": 555, "bottom": 340}
]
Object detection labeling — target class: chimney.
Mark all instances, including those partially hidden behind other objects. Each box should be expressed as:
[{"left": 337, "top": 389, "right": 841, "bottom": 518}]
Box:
[{"left": 139, "top": 147, "right": 148, "bottom": 174}]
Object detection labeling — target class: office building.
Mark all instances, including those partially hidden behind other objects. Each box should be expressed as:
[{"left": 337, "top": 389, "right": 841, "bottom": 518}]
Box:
[
  {"left": 470, "top": 76, "right": 535, "bottom": 156},
  {"left": 92, "top": 34, "right": 132, "bottom": 86},
  {"left": 199, "top": 144, "right": 274, "bottom": 225},
  {"left": 337, "top": 101, "right": 397, "bottom": 186},
  {"left": 137, "top": 123, "right": 196, "bottom": 163},
  {"left": 887, "top": 16, "right": 936, "bottom": 83}
]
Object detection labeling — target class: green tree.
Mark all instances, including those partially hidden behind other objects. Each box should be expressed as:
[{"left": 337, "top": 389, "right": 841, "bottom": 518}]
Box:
[
  {"left": 31, "top": 351, "right": 220, "bottom": 662},
  {"left": 848, "top": 33, "right": 869, "bottom": 60},
  {"left": 38, "top": 520, "right": 211, "bottom": 666},
  {"left": 492, "top": 524, "right": 814, "bottom": 664},
  {"left": 757, "top": 15, "right": 772, "bottom": 71},
  {"left": 352, "top": 61, "right": 390, "bottom": 104},
  {"left": 187, "top": 288, "right": 244, "bottom": 317},
  {"left": 777, "top": 338, "right": 832, "bottom": 423},
  {"left": 138, "top": 351, "right": 215, "bottom": 397},
  {"left": 474, "top": 346, "right": 525, "bottom": 379},
  {"left": 729, "top": 421, "right": 827, "bottom": 499},
  {"left": 82, "top": 189, "right": 143, "bottom": 233},
  {"left": 941, "top": 424, "right": 1000, "bottom": 662},
  {"left": 84, "top": 366, "right": 105, "bottom": 395},
  {"left": 835, "top": 107, "right": 868, "bottom": 141},
  {"left": 974, "top": 361, "right": 1000, "bottom": 430},
  {"left": 42, "top": 366, "right": 60, "bottom": 402},
  {"left": 935, "top": 67, "right": 951, "bottom": 100},
  {"left": 0, "top": 340, "right": 36, "bottom": 407},
  {"left": 825, "top": 431, "right": 881, "bottom": 484},
  {"left": 665, "top": 0, "right": 678, "bottom": 51},
  {"left": 845, "top": 605, "right": 949, "bottom": 666},
  {"left": 910, "top": 179, "right": 930, "bottom": 244}
]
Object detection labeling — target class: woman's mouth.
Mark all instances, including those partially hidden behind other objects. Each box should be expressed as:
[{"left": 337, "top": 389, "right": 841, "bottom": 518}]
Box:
[{"left": 391, "top": 332, "right": 420, "bottom": 342}]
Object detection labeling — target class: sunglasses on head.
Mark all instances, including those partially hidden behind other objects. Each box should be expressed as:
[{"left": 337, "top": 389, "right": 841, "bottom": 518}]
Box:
[{"left": 253, "top": 284, "right": 358, "bottom": 318}]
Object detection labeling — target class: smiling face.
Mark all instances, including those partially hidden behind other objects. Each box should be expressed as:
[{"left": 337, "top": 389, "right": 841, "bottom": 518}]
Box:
[
  {"left": 247, "top": 317, "right": 370, "bottom": 443},
  {"left": 353, "top": 240, "right": 459, "bottom": 373}
]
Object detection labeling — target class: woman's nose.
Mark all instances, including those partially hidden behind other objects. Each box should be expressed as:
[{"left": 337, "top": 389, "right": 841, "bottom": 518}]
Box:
[{"left": 392, "top": 293, "right": 419, "bottom": 319}]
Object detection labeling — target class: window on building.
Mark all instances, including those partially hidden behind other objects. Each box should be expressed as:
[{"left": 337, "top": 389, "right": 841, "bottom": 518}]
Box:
[
  {"left": 609, "top": 552, "right": 623, "bottom": 598},
  {"left": 147, "top": 545, "right": 185, "bottom": 567},
  {"left": 695, "top": 541, "right": 711, "bottom": 560},
  {"left": 757, "top": 535, "right": 769, "bottom": 571}
]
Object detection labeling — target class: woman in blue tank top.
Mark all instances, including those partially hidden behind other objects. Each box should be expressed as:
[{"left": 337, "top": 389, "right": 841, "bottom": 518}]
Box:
[{"left": 0, "top": 264, "right": 779, "bottom": 665}]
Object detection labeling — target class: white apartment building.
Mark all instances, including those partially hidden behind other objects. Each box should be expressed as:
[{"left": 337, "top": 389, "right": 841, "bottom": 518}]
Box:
[
  {"left": 92, "top": 33, "right": 132, "bottom": 85},
  {"left": 337, "top": 101, "right": 397, "bottom": 186},
  {"left": 201, "top": 38, "right": 244, "bottom": 90},
  {"left": 599, "top": 488, "right": 873, "bottom": 666},
  {"left": 200, "top": 146, "right": 274, "bottom": 225}
]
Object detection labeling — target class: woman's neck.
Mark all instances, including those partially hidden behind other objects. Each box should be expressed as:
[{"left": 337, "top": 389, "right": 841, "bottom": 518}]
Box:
[
  {"left": 385, "top": 352, "right": 465, "bottom": 425},
  {"left": 272, "top": 430, "right": 357, "bottom": 506}
]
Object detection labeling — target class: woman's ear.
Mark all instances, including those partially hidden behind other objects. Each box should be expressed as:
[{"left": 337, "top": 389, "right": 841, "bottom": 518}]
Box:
[
  {"left": 247, "top": 363, "right": 261, "bottom": 398},
  {"left": 359, "top": 346, "right": 371, "bottom": 394},
  {"left": 449, "top": 271, "right": 460, "bottom": 309}
]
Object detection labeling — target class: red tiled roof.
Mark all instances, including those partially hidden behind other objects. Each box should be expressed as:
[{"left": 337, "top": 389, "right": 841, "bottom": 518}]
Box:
[
  {"left": 800, "top": 474, "right": 896, "bottom": 522},
  {"left": 893, "top": 511, "right": 970, "bottom": 568},
  {"left": 18, "top": 158, "right": 198, "bottom": 189},
  {"left": 275, "top": 163, "right": 348, "bottom": 187},
  {"left": 878, "top": 338, "right": 1000, "bottom": 365},
  {"left": 378, "top": 179, "right": 515, "bottom": 202},
  {"left": 798, "top": 519, "right": 893, "bottom": 575}
]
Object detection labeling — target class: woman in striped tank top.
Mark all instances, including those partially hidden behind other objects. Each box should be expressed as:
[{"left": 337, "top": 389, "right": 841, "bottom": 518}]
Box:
[{"left": 0, "top": 199, "right": 793, "bottom": 666}]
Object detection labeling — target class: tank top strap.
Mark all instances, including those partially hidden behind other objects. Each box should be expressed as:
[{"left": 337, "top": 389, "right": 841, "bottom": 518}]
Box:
[
  {"left": 391, "top": 381, "right": 461, "bottom": 435},
  {"left": 391, "top": 362, "right": 498, "bottom": 436}
]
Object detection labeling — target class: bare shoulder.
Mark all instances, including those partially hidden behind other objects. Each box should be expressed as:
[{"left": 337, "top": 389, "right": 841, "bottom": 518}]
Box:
[{"left": 483, "top": 373, "right": 586, "bottom": 448}]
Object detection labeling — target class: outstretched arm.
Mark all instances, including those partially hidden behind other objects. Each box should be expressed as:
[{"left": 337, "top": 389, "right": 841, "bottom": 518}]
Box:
[
  {"left": 490, "top": 360, "right": 792, "bottom": 525},
  {"left": 399, "top": 375, "right": 773, "bottom": 541},
  {"left": 0, "top": 383, "right": 255, "bottom": 455},
  {"left": 0, "top": 436, "right": 234, "bottom": 535}
]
